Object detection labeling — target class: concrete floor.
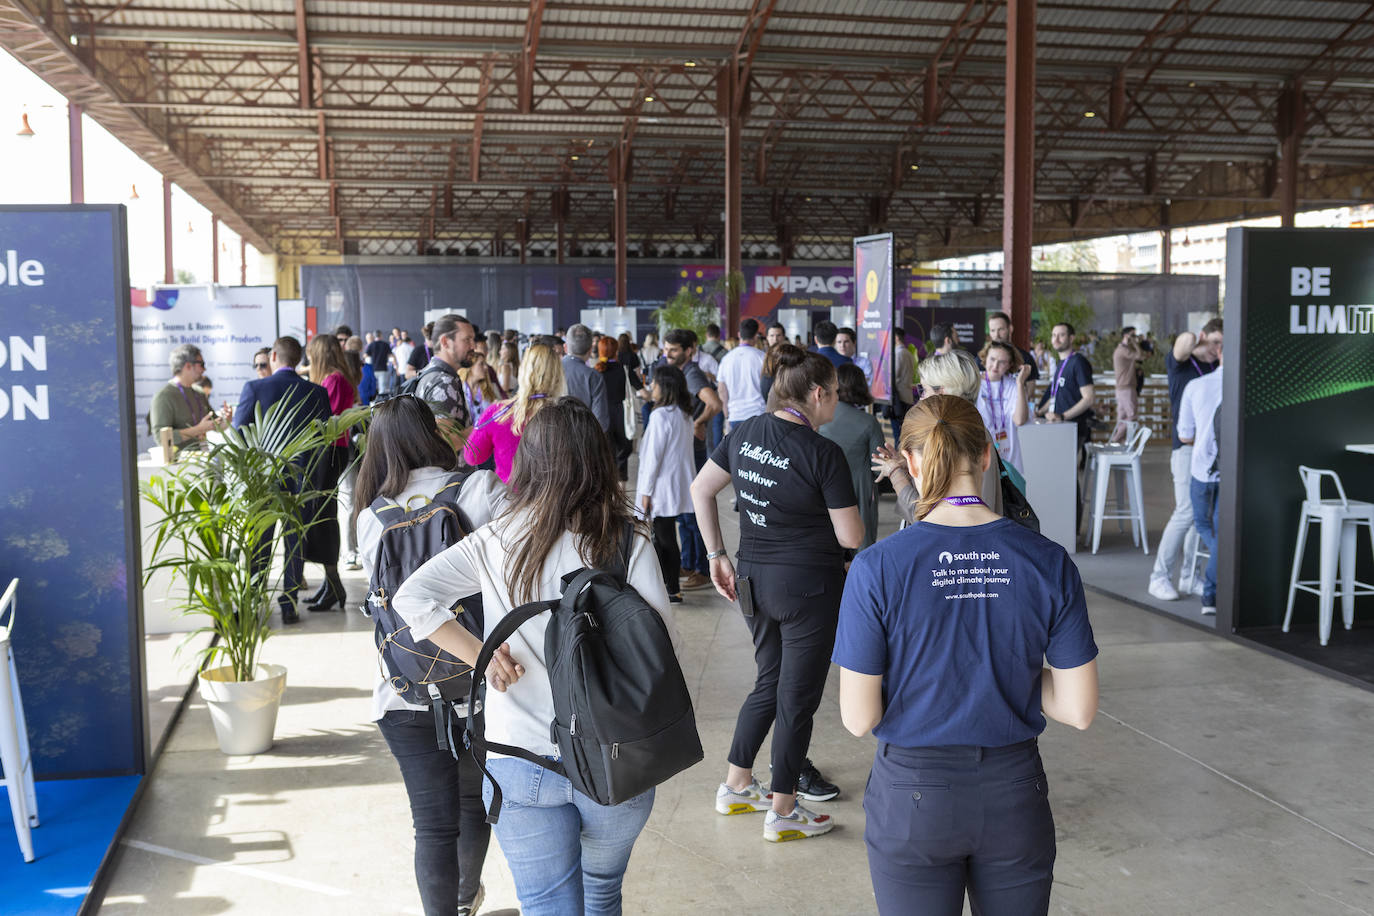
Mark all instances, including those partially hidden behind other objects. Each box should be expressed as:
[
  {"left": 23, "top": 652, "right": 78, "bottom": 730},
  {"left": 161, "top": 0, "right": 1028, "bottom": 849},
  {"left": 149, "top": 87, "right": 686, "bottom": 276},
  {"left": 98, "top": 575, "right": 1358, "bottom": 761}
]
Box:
[{"left": 98, "top": 467, "right": 1374, "bottom": 915}]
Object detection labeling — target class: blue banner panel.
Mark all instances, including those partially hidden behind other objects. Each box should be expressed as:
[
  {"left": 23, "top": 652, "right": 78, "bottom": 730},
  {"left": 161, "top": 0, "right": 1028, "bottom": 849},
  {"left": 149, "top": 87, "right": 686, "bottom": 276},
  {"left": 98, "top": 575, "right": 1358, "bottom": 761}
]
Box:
[{"left": 0, "top": 206, "right": 145, "bottom": 777}]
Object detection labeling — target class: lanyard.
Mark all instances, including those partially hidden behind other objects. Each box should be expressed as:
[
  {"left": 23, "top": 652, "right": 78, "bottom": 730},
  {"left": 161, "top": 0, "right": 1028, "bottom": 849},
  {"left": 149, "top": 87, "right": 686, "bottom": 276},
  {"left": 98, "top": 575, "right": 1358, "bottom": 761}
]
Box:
[
  {"left": 1051, "top": 351, "right": 1076, "bottom": 408},
  {"left": 780, "top": 407, "right": 812, "bottom": 429},
  {"left": 942, "top": 496, "right": 987, "bottom": 507},
  {"left": 176, "top": 382, "right": 198, "bottom": 416},
  {"left": 982, "top": 374, "right": 1008, "bottom": 432}
]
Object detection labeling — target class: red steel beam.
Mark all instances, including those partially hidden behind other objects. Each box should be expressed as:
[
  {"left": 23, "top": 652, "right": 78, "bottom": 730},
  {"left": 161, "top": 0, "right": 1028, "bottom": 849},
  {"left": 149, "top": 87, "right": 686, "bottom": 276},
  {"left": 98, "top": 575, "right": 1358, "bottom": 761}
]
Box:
[
  {"left": 518, "top": 0, "right": 545, "bottom": 114},
  {"left": 294, "top": 0, "right": 310, "bottom": 109},
  {"left": 1277, "top": 79, "right": 1304, "bottom": 227},
  {"left": 472, "top": 58, "right": 493, "bottom": 182},
  {"left": 1002, "top": 0, "right": 1035, "bottom": 350}
]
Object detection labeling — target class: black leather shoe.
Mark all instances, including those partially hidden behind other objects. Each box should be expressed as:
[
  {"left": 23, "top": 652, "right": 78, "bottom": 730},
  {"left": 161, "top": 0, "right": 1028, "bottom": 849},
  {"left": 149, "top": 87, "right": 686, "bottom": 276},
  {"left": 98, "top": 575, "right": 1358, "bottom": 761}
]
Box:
[
  {"left": 278, "top": 597, "right": 301, "bottom": 625},
  {"left": 308, "top": 568, "right": 346, "bottom": 612},
  {"left": 305, "top": 582, "right": 331, "bottom": 606}
]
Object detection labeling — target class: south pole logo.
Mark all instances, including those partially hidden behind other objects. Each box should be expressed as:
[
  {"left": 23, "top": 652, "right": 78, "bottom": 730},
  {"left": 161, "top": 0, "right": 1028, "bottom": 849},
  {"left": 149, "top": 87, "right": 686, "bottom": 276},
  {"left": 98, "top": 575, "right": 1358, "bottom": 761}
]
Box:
[{"left": 938, "top": 551, "right": 954, "bottom": 566}]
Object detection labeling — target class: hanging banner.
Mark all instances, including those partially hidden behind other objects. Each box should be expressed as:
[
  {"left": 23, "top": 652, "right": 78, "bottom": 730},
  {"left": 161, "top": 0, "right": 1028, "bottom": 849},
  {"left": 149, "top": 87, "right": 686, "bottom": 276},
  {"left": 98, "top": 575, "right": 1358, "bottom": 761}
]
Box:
[
  {"left": 854, "top": 233, "right": 895, "bottom": 404},
  {"left": 1219, "top": 228, "right": 1374, "bottom": 634},
  {"left": 0, "top": 205, "right": 146, "bottom": 777},
  {"left": 130, "top": 284, "right": 278, "bottom": 450},
  {"left": 902, "top": 306, "right": 988, "bottom": 357}
]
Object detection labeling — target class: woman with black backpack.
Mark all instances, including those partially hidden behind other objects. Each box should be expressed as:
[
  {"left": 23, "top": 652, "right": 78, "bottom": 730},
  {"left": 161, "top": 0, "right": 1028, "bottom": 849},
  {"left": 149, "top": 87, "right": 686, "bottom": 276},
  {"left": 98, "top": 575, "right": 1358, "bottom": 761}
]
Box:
[
  {"left": 353, "top": 396, "right": 505, "bottom": 916},
  {"left": 393, "top": 397, "right": 677, "bottom": 916}
]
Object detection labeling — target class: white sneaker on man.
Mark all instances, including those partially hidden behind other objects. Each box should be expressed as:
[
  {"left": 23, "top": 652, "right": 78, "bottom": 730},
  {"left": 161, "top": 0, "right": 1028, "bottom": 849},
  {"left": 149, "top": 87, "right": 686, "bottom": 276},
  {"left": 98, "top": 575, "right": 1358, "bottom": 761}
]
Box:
[
  {"left": 1201, "top": 606, "right": 1217, "bottom": 616},
  {"left": 1148, "top": 578, "right": 1180, "bottom": 601}
]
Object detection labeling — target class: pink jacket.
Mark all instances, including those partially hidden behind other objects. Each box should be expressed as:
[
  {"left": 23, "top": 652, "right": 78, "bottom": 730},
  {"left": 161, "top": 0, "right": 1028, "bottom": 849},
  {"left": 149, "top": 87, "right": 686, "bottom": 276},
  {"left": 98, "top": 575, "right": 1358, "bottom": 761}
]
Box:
[{"left": 463, "top": 402, "right": 520, "bottom": 482}]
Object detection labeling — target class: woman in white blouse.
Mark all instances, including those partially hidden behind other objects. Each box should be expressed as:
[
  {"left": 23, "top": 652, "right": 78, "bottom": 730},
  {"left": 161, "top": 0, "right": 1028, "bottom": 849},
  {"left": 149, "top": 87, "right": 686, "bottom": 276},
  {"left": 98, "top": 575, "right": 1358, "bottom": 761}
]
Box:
[
  {"left": 352, "top": 396, "right": 506, "bottom": 916},
  {"left": 635, "top": 364, "right": 696, "bottom": 603},
  {"left": 393, "top": 396, "right": 677, "bottom": 916}
]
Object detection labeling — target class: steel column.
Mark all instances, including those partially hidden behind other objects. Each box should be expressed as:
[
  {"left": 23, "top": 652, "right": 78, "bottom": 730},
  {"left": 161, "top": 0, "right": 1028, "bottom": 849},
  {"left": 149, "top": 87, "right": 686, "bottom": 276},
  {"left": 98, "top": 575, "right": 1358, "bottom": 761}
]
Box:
[
  {"left": 552, "top": 187, "right": 569, "bottom": 265},
  {"left": 211, "top": 217, "right": 219, "bottom": 283},
  {"left": 240, "top": 237, "right": 247, "bottom": 285},
  {"left": 611, "top": 148, "right": 628, "bottom": 310},
  {"left": 1277, "top": 80, "right": 1304, "bottom": 227},
  {"left": 1160, "top": 200, "right": 1171, "bottom": 274},
  {"left": 68, "top": 103, "right": 84, "bottom": 204},
  {"left": 163, "top": 176, "right": 174, "bottom": 284},
  {"left": 1001, "top": 0, "right": 1036, "bottom": 350},
  {"left": 719, "top": 65, "right": 745, "bottom": 335}
]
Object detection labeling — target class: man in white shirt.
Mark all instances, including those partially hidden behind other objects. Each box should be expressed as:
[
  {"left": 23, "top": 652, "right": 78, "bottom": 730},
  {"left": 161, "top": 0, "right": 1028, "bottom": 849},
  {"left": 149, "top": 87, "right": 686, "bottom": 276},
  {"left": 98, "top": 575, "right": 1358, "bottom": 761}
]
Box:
[
  {"left": 1176, "top": 354, "right": 1225, "bottom": 617},
  {"left": 717, "top": 318, "right": 767, "bottom": 432}
]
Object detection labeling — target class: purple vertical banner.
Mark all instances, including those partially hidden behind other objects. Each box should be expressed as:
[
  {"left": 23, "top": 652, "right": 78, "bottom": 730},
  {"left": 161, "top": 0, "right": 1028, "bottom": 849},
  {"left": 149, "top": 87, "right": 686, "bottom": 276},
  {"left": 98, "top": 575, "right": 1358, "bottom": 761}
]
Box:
[{"left": 853, "top": 234, "right": 894, "bottom": 403}]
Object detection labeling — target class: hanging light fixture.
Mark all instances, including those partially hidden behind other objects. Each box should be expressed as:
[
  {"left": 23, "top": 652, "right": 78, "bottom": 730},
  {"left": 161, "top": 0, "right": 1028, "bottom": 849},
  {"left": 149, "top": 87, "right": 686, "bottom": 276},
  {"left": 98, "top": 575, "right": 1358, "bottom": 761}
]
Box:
[
  {"left": 129, "top": 183, "right": 140, "bottom": 200},
  {"left": 16, "top": 111, "right": 34, "bottom": 137}
]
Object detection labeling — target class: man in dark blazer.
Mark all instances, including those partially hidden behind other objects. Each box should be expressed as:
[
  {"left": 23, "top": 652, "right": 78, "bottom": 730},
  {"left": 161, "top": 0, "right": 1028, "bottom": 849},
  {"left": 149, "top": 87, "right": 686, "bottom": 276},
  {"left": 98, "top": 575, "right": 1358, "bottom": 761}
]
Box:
[{"left": 234, "top": 335, "right": 332, "bottom": 624}]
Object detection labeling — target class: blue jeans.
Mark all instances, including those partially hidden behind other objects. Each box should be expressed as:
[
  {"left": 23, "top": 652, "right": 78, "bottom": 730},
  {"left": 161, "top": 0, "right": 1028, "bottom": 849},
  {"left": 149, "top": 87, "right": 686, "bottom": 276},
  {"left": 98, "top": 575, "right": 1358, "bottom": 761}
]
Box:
[
  {"left": 678, "top": 512, "right": 707, "bottom": 575},
  {"left": 709, "top": 413, "right": 725, "bottom": 452},
  {"left": 1189, "top": 478, "right": 1219, "bottom": 607},
  {"left": 481, "top": 756, "right": 654, "bottom": 916}
]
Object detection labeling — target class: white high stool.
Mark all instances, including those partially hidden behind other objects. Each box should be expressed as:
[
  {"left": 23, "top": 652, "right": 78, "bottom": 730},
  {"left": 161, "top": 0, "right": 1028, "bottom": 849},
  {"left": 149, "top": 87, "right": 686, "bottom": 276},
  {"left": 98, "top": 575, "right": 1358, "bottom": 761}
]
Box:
[
  {"left": 1085, "top": 425, "right": 1152, "bottom": 555},
  {"left": 1283, "top": 467, "right": 1374, "bottom": 646},
  {"left": 0, "top": 578, "right": 38, "bottom": 862}
]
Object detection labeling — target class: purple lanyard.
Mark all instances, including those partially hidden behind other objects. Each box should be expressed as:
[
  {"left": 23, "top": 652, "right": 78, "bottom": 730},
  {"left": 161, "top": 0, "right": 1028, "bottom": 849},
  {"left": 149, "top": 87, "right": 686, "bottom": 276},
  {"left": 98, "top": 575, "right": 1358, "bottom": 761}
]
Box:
[
  {"left": 176, "top": 383, "right": 197, "bottom": 415},
  {"left": 1052, "top": 351, "right": 1074, "bottom": 396},
  {"left": 1189, "top": 356, "right": 1204, "bottom": 377},
  {"left": 982, "top": 374, "right": 1007, "bottom": 431},
  {"left": 780, "top": 407, "right": 812, "bottom": 429},
  {"left": 942, "top": 496, "right": 987, "bottom": 507}
]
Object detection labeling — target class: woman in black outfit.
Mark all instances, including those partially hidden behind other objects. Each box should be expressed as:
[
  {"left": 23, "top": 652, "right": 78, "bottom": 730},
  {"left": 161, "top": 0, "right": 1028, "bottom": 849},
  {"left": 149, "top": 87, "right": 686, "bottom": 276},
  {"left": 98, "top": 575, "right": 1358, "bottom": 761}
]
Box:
[
  {"left": 595, "top": 335, "right": 636, "bottom": 479},
  {"left": 691, "top": 344, "right": 863, "bottom": 842}
]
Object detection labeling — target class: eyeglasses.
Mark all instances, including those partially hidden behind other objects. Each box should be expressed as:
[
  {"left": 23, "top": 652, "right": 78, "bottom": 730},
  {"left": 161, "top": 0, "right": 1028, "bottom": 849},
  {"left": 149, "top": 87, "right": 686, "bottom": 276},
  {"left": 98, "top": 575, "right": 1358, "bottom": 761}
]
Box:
[
  {"left": 190, "top": 359, "right": 205, "bottom": 366},
  {"left": 253, "top": 362, "right": 269, "bottom": 370}
]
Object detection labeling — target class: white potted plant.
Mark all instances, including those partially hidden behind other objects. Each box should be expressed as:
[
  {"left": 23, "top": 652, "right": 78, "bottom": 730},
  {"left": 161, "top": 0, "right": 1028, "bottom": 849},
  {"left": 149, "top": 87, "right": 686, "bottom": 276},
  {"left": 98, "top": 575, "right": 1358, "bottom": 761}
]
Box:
[{"left": 142, "top": 399, "right": 368, "bottom": 755}]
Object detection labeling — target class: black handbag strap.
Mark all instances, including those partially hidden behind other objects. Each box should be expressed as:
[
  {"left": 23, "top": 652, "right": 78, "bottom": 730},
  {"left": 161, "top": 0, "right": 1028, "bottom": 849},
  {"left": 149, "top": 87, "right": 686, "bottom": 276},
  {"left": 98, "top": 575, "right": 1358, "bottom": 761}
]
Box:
[{"left": 464, "top": 597, "right": 563, "bottom": 823}]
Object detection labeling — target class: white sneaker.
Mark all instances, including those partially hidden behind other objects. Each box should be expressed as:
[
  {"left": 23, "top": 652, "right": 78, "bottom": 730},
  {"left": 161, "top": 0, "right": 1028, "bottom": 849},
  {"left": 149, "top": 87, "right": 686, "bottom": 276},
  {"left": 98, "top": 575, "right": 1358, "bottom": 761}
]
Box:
[
  {"left": 716, "top": 779, "right": 773, "bottom": 815},
  {"left": 1190, "top": 580, "right": 1207, "bottom": 597},
  {"left": 1201, "top": 606, "right": 1217, "bottom": 616},
  {"left": 763, "top": 801, "right": 835, "bottom": 842},
  {"left": 1148, "top": 579, "right": 1180, "bottom": 601}
]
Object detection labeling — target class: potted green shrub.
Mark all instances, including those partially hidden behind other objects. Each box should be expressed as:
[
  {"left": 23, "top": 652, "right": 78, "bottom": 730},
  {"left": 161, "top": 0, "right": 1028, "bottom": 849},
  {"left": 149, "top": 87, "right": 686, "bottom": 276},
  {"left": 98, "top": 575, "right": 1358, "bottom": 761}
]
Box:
[{"left": 142, "top": 398, "right": 369, "bottom": 755}]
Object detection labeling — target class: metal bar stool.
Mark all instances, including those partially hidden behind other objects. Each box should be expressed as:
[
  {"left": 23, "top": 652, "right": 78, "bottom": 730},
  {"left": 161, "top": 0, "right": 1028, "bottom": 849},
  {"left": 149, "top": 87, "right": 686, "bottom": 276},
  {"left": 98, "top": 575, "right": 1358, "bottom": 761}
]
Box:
[
  {"left": 0, "top": 578, "right": 39, "bottom": 862},
  {"left": 1084, "top": 425, "right": 1153, "bottom": 555},
  {"left": 1283, "top": 467, "right": 1374, "bottom": 646}
]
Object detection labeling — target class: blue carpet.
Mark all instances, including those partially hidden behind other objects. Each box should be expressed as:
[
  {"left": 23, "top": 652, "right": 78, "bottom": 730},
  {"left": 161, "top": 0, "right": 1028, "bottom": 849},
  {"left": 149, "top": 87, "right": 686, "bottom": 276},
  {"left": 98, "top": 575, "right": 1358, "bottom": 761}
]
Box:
[{"left": 0, "top": 775, "right": 141, "bottom": 916}]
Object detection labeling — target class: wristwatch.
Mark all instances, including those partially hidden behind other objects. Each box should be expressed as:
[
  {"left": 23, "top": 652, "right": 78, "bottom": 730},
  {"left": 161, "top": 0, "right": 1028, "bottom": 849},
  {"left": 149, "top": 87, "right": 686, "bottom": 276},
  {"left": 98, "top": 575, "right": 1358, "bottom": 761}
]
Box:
[{"left": 706, "top": 549, "right": 728, "bottom": 561}]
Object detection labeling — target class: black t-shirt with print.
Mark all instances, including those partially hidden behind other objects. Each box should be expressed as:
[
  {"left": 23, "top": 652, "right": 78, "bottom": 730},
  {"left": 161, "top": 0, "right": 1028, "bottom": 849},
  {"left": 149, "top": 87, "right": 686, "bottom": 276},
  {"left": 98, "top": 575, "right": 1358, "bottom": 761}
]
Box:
[{"left": 710, "top": 413, "right": 856, "bottom": 568}]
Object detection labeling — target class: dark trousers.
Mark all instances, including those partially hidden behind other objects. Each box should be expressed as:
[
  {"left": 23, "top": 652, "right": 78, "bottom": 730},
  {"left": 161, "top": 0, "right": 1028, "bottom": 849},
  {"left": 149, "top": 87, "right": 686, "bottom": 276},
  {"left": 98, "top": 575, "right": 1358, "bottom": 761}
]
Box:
[
  {"left": 251, "top": 520, "right": 305, "bottom": 599},
  {"left": 679, "top": 444, "right": 710, "bottom": 575},
  {"left": 890, "top": 398, "right": 911, "bottom": 445},
  {"left": 651, "top": 516, "right": 681, "bottom": 595},
  {"left": 378, "top": 709, "right": 491, "bottom": 915},
  {"left": 865, "top": 739, "right": 1055, "bottom": 916},
  {"left": 728, "top": 561, "right": 844, "bottom": 795},
  {"left": 1074, "top": 420, "right": 1091, "bottom": 534}
]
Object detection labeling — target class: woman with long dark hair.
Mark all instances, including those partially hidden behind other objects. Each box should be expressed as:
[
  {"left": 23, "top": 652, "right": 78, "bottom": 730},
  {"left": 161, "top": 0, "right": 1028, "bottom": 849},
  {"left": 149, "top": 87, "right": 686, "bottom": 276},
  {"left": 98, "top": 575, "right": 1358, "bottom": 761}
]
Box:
[
  {"left": 835, "top": 395, "right": 1098, "bottom": 915},
  {"left": 690, "top": 344, "right": 863, "bottom": 842},
  {"left": 635, "top": 365, "right": 695, "bottom": 603},
  {"left": 394, "top": 397, "right": 676, "bottom": 916},
  {"left": 301, "top": 333, "right": 356, "bottom": 611},
  {"left": 353, "top": 397, "right": 505, "bottom": 916}
]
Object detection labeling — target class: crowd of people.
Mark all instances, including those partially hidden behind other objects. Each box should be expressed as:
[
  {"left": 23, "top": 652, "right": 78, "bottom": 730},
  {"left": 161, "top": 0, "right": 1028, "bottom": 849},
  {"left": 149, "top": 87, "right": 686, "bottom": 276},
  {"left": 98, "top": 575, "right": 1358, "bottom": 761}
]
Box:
[{"left": 144, "top": 305, "right": 1243, "bottom": 914}]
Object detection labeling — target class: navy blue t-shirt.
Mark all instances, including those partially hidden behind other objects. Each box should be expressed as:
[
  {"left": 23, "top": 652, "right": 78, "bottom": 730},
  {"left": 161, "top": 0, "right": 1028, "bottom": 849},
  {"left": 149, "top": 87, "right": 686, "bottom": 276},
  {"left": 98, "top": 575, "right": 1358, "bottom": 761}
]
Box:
[
  {"left": 1165, "top": 350, "right": 1218, "bottom": 449},
  {"left": 1038, "top": 351, "right": 1094, "bottom": 427},
  {"left": 832, "top": 518, "right": 1098, "bottom": 748}
]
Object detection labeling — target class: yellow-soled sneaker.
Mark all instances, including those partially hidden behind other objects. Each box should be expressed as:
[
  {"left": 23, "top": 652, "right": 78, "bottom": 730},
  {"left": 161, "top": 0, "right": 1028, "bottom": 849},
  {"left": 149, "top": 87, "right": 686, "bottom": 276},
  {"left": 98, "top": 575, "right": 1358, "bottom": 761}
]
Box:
[
  {"left": 763, "top": 802, "right": 834, "bottom": 842},
  {"left": 715, "top": 779, "right": 773, "bottom": 815}
]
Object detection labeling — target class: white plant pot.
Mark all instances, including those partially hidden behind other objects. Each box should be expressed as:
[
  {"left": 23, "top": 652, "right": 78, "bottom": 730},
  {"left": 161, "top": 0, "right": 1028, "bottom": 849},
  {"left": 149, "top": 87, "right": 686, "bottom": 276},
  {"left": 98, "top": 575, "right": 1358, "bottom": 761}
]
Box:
[{"left": 198, "top": 663, "right": 287, "bottom": 755}]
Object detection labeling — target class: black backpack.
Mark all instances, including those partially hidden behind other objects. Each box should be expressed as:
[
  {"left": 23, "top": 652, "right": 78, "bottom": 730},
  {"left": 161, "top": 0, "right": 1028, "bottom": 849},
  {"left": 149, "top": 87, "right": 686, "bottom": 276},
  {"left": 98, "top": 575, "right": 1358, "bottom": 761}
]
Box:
[
  {"left": 364, "top": 473, "right": 483, "bottom": 710},
  {"left": 465, "top": 525, "right": 703, "bottom": 822},
  {"left": 996, "top": 451, "right": 1040, "bottom": 533}
]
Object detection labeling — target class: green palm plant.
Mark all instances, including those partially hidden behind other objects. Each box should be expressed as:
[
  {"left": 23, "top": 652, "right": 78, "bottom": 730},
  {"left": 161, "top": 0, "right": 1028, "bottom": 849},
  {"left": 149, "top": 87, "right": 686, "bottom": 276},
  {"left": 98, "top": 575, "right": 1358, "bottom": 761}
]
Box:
[{"left": 142, "top": 398, "right": 370, "bottom": 682}]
